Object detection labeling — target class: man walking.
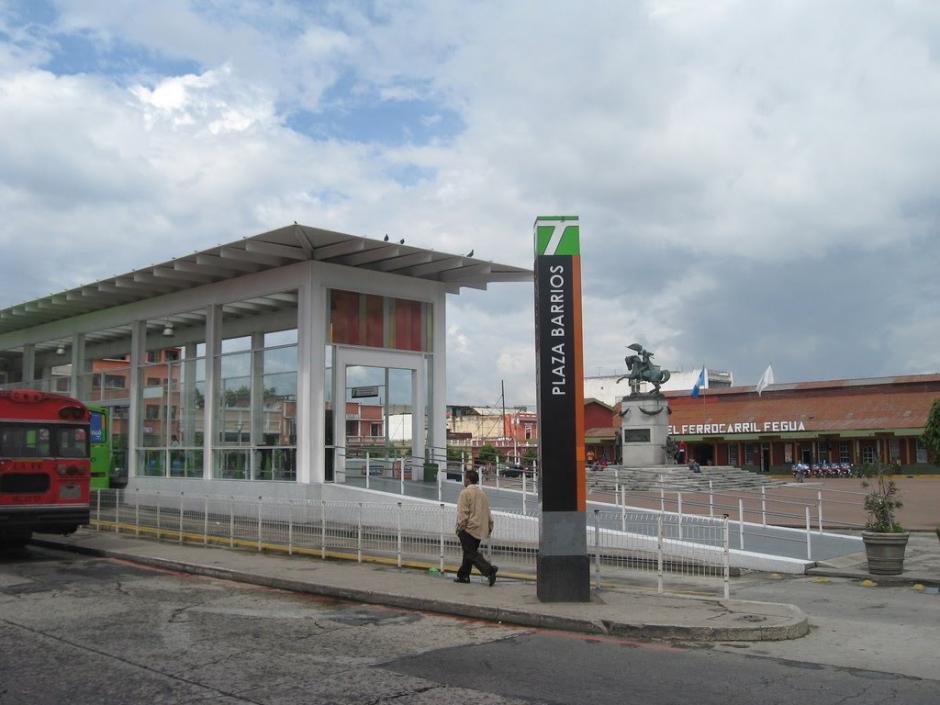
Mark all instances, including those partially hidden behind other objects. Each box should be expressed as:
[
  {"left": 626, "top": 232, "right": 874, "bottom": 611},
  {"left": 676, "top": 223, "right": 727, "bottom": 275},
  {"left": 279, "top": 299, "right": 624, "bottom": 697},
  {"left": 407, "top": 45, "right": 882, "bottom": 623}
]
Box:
[{"left": 454, "top": 468, "right": 498, "bottom": 586}]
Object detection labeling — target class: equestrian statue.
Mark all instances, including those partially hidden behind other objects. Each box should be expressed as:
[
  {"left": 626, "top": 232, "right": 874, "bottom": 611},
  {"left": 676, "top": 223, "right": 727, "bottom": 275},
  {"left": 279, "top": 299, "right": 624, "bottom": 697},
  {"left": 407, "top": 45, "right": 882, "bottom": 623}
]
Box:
[{"left": 617, "top": 343, "right": 671, "bottom": 397}]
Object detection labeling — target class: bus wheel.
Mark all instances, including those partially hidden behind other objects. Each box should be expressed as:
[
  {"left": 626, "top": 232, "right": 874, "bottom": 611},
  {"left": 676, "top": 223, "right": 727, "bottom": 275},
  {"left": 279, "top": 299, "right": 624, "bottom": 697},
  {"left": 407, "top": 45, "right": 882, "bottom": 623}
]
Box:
[{"left": 0, "top": 531, "right": 31, "bottom": 550}]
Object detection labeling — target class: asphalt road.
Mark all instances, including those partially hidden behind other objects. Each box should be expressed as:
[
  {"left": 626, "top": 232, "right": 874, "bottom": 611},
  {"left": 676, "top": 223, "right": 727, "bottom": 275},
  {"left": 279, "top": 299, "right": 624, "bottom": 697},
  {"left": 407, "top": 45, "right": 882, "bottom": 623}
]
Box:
[{"left": 2, "top": 545, "right": 937, "bottom": 705}]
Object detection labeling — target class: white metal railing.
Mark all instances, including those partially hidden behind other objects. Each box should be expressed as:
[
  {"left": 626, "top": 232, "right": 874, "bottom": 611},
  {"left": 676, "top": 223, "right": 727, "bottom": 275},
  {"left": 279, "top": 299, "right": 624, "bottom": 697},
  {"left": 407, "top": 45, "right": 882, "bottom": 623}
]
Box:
[{"left": 88, "top": 489, "right": 730, "bottom": 597}]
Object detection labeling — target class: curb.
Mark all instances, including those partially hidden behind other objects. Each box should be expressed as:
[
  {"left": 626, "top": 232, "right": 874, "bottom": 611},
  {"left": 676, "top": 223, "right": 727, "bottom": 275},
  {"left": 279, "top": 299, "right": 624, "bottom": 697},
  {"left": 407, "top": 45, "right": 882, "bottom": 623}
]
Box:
[
  {"left": 807, "top": 566, "right": 940, "bottom": 588},
  {"left": 32, "top": 537, "right": 808, "bottom": 642}
]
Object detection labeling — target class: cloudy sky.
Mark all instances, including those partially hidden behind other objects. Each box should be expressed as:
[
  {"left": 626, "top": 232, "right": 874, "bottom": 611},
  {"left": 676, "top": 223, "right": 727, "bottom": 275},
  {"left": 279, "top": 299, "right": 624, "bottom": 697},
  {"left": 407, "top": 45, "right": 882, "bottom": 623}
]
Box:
[{"left": 1, "top": 0, "right": 938, "bottom": 406}]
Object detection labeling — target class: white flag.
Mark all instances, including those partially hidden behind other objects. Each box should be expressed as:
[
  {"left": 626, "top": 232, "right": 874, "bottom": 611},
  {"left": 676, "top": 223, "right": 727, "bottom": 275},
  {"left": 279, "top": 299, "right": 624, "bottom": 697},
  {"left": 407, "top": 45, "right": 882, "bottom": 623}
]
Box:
[{"left": 756, "top": 365, "right": 775, "bottom": 396}]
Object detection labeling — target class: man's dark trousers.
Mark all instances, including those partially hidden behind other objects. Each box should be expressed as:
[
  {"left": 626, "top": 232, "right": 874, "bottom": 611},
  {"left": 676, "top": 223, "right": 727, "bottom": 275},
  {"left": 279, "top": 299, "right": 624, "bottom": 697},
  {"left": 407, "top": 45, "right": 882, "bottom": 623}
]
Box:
[{"left": 456, "top": 529, "right": 493, "bottom": 580}]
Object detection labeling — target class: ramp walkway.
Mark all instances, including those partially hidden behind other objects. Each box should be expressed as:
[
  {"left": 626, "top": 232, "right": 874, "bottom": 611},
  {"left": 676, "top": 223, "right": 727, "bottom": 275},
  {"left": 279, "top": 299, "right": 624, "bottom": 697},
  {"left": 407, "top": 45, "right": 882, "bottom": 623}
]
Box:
[{"left": 343, "top": 474, "right": 863, "bottom": 569}]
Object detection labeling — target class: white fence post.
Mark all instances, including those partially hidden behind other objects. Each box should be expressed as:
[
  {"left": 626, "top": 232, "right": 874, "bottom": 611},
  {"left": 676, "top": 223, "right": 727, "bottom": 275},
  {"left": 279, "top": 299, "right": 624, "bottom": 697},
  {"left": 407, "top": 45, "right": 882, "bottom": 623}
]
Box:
[
  {"left": 365, "top": 451, "right": 370, "bottom": 490},
  {"left": 396, "top": 501, "right": 403, "bottom": 569},
  {"left": 522, "top": 471, "right": 527, "bottom": 515},
  {"left": 495, "top": 465, "right": 501, "bottom": 489},
  {"left": 400, "top": 461, "right": 405, "bottom": 496},
  {"left": 135, "top": 490, "right": 140, "bottom": 537},
  {"left": 761, "top": 486, "right": 767, "bottom": 526},
  {"left": 659, "top": 476, "right": 665, "bottom": 514},
  {"left": 229, "top": 498, "right": 234, "bottom": 548},
  {"left": 156, "top": 493, "right": 161, "bottom": 542},
  {"left": 722, "top": 516, "right": 730, "bottom": 600},
  {"left": 738, "top": 497, "right": 745, "bottom": 550},
  {"left": 203, "top": 496, "right": 208, "bottom": 546},
  {"left": 656, "top": 512, "right": 664, "bottom": 594},
  {"left": 357, "top": 502, "right": 363, "bottom": 563},
  {"left": 439, "top": 502, "right": 446, "bottom": 573},
  {"left": 257, "top": 497, "right": 263, "bottom": 552},
  {"left": 437, "top": 467, "right": 443, "bottom": 503},
  {"left": 287, "top": 502, "right": 294, "bottom": 556},
  {"left": 677, "top": 492, "right": 683, "bottom": 540},
  {"left": 593, "top": 509, "right": 601, "bottom": 589},
  {"left": 320, "top": 500, "right": 326, "bottom": 560},
  {"left": 178, "top": 492, "right": 184, "bottom": 544},
  {"left": 620, "top": 485, "right": 626, "bottom": 532},
  {"left": 817, "top": 490, "right": 824, "bottom": 533},
  {"left": 805, "top": 506, "right": 813, "bottom": 561},
  {"left": 709, "top": 480, "right": 714, "bottom": 517}
]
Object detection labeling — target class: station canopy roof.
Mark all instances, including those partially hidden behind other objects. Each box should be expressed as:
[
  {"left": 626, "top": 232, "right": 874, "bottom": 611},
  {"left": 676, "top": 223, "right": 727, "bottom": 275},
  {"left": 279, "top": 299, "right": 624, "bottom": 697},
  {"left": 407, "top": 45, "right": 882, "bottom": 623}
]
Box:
[{"left": 0, "top": 224, "right": 533, "bottom": 344}]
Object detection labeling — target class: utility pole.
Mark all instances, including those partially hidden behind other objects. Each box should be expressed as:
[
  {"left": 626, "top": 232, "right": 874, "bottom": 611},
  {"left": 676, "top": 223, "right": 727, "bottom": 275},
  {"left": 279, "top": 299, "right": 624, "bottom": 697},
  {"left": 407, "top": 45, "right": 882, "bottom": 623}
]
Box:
[{"left": 501, "top": 380, "right": 506, "bottom": 446}]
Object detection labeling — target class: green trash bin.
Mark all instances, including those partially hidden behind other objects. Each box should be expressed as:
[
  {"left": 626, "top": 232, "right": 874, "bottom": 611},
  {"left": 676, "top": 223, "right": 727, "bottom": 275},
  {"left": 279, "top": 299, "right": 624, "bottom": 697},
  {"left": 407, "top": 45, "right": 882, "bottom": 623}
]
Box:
[{"left": 423, "top": 462, "right": 439, "bottom": 482}]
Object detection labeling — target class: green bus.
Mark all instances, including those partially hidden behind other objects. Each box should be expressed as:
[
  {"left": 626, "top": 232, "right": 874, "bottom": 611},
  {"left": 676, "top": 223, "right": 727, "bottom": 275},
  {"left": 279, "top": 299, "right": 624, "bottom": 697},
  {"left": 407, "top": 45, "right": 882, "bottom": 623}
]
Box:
[{"left": 87, "top": 404, "right": 128, "bottom": 490}]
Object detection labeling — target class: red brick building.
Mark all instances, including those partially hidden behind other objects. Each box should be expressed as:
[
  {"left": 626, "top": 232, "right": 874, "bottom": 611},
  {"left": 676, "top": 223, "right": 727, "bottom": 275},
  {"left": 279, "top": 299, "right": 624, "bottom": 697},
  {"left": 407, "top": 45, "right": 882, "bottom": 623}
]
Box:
[{"left": 665, "top": 374, "right": 940, "bottom": 471}]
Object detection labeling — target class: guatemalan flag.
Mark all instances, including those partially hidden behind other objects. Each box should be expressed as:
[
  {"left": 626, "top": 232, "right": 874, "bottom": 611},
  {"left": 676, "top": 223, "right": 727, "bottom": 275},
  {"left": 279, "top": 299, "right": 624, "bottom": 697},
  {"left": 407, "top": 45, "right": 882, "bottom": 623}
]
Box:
[{"left": 691, "top": 367, "right": 708, "bottom": 398}]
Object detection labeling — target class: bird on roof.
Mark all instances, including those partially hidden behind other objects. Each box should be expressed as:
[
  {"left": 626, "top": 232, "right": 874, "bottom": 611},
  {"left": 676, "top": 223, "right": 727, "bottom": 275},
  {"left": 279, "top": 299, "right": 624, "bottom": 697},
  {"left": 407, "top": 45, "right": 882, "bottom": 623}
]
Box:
[
  {"left": 384, "top": 234, "right": 389, "bottom": 241},
  {"left": 399, "top": 238, "right": 405, "bottom": 244},
  {"left": 466, "top": 249, "right": 474, "bottom": 257}
]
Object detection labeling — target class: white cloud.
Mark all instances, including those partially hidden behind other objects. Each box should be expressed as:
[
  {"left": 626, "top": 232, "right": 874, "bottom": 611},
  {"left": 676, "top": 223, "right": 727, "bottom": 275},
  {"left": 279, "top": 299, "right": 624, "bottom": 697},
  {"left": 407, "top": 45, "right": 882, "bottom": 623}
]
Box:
[{"left": 1, "top": 1, "right": 940, "bottom": 401}]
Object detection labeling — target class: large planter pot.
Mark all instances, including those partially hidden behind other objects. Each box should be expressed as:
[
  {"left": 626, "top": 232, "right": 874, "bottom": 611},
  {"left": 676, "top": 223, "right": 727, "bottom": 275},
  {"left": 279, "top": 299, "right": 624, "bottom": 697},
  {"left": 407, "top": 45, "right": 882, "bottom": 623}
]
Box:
[{"left": 862, "top": 531, "right": 909, "bottom": 575}]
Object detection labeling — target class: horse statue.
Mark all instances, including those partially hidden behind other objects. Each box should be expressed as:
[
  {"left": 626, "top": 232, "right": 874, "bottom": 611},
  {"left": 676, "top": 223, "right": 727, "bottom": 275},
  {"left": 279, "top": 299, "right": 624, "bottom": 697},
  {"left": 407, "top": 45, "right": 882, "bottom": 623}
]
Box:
[{"left": 617, "top": 343, "right": 671, "bottom": 397}]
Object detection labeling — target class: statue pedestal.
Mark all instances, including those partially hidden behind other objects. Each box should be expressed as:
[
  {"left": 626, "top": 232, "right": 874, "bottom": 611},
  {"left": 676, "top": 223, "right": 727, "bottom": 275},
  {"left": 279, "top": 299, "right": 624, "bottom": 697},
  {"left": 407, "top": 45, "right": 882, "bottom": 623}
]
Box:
[{"left": 619, "top": 395, "right": 669, "bottom": 466}]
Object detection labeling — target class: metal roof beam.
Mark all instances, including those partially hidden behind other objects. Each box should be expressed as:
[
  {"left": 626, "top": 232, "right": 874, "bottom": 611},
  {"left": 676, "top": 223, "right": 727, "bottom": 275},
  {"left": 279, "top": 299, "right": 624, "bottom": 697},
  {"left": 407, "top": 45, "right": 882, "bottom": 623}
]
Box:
[
  {"left": 312, "top": 238, "right": 365, "bottom": 260},
  {"left": 246, "top": 240, "right": 309, "bottom": 261},
  {"left": 219, "top": 246, "right": 284, "bottom": 267},
  {"left": 113, "top": 278, "right": 173, "bottom": 295},
  {"left": 131, "top": 272, "right": 181, "bottom": 293},
  {"left": 403, "top": 257, "right": 465, "bottom": 277},
  {"left": 371, "top": 252, "right": 434, "bottom": 272},
  {"left": 152, "top": 266, "right": 216, "bottom": 284},
  {"left": 439, "top": 263, "right": 492, "bottom": 282},
  {"left": 335, "top": 245, "right": 401, "bottom": 267},
  {"left": 194, "top": 253, "right": 263, "bottom": 273},
  {"left": 266, "top": 291, "right": 299, "bottom": 304}
]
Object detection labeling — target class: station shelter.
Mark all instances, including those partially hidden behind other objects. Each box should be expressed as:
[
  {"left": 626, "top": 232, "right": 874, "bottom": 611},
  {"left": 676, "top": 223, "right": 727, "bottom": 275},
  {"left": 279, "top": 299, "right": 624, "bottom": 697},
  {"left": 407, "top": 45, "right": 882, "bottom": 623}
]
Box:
[
  {"left": 664, "top": 374, "right": 940, "bottom": 472},
  {"left": 0, "top": 224, "right": 530, "bottom": 500}
]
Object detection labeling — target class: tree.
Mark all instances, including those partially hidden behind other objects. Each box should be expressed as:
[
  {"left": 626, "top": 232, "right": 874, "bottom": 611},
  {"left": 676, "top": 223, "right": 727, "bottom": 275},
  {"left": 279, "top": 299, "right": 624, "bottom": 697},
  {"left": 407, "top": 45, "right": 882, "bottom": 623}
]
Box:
[
  {"left": 522, "top": 447, "right": 538, "bottom": 466},
  {"left": 477, "top": 444, "right": 498, "bottom": 465},
  {"left": 923, "top": 398, "right": 940, "bottom": 465}
]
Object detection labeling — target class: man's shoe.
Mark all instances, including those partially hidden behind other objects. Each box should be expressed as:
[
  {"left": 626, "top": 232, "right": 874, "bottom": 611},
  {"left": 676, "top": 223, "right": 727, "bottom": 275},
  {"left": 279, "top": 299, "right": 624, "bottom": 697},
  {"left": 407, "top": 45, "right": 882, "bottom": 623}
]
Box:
[
  {"left": 453, "top": 576, "right": 471, "bottom": 584},
  {"left": 488, "top": 566, "right": 498, "bottom": 587}
]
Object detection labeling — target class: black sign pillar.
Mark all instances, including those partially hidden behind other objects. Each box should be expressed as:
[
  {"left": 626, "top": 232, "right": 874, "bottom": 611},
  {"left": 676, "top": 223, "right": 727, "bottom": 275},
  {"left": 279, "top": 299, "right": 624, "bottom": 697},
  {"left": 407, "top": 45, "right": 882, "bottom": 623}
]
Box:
[{"left": 533, "top": 215, "right": 590, "bottom": 602}]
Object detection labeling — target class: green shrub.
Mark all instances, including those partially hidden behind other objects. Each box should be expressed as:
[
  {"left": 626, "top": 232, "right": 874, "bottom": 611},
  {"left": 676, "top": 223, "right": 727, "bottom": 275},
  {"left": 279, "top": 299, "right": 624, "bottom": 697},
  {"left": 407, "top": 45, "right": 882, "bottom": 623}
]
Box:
[{"left": 860, "top": 462, "right": 904, "bottom": 533}]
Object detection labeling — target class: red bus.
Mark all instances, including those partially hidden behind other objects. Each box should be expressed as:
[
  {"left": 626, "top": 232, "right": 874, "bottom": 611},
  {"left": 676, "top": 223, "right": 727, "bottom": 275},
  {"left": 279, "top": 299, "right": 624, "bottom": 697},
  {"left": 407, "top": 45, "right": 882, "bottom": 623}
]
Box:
[{"left": 0, "top": 390, "right": 91, "bottom": 548}]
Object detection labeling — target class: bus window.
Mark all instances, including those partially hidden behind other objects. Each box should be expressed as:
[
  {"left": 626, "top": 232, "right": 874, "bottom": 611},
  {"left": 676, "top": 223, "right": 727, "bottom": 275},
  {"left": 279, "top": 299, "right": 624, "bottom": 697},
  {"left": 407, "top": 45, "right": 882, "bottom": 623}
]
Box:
[
  {"left": 57, "top": 427, "right": 88, "bottom": 458},
  {"left": 1, "top": 425, "right": 53, "bottom": 457}
]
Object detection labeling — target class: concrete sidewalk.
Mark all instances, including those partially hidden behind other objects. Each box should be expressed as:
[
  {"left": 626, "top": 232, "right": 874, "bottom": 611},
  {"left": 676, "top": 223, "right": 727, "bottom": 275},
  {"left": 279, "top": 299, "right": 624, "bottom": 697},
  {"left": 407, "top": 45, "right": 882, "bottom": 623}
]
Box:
[
  {"left": 808, "top": 530, "right": 940, "bottom": 587},
  {"left": 32, "top": 529, "right": 808, "bottom": 642}
]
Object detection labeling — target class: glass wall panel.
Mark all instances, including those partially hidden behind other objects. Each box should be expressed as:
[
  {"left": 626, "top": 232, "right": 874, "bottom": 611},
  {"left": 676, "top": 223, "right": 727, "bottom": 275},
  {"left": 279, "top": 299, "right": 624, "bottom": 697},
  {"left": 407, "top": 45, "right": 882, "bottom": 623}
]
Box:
[
  {"left": 212, "top": 296, "right": 298, "bottom": 481},
  {"left": 216, "top": 348, "right": 251, "bottom": 480},
  {"left": 257, "top": 343, "right": 297, "bottom": 481}
]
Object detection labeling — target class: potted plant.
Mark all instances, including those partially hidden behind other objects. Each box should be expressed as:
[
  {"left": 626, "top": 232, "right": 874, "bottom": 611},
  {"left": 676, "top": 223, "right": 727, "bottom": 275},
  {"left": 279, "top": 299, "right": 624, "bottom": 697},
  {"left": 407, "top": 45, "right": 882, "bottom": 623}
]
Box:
[{"left": 860, "top": 462, "right": 908, "bottom": 575}]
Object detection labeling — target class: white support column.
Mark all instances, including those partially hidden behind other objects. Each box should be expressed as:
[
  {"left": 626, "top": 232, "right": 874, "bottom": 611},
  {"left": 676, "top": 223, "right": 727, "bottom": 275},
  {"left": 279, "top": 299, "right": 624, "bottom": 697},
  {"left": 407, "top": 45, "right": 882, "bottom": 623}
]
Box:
[
  {"left": 69, "top": 332, "right": 85, "bottom": 399},
  {"left": 430, "top": 289, "right": 447, "bottom": 467},
  {"left": 297, "top": 277, "right": 326, "bottom": 484},
  {"left": 412, "top": 367, "right": 425, "bottom": 479},
  {"left": 128, "top": 321, "right": 146, "bottom": 480},
  {"left": 182, "top": 343, "right": 197, "bottom": 448},
  {"left": 203, "top": 304, "right": 222, "bottom": 480},
  {"left": 22, "top": 344, "right": 35, "bottom": 386},
  {"left": 250, "top": 332, "right": 264, "bottom": 480}
]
